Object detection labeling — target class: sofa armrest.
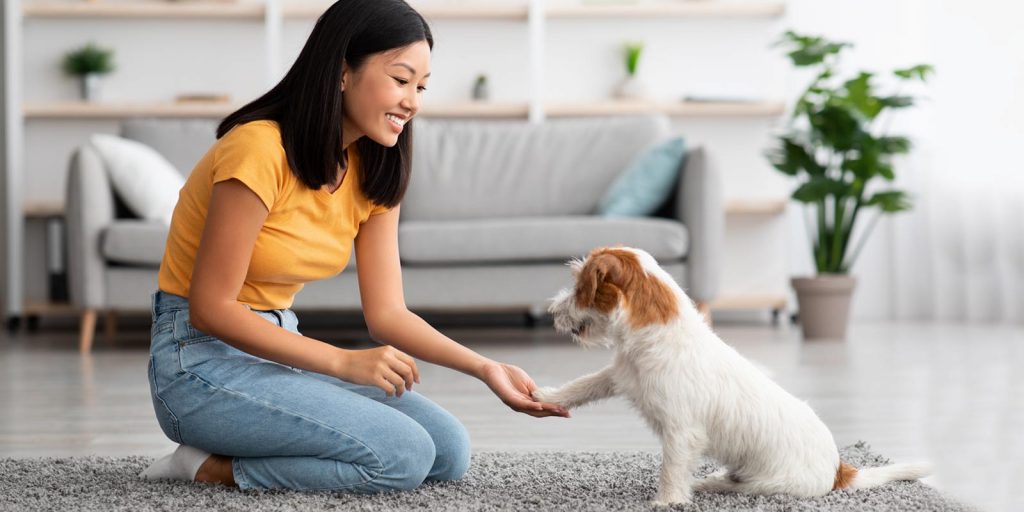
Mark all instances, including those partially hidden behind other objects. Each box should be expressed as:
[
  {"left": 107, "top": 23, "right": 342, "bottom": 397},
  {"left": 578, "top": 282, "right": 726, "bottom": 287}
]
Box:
[
  {"left": 66, "top": 145, "right": 114, "bottom": 309},
  {"left": 674, "top": 147, "right": 724, "bottom": 303}
]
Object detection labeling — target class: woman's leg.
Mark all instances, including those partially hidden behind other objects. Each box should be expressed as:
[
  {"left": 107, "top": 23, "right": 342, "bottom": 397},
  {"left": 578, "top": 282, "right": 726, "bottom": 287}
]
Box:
[
  {"left": 300, "top": 370, "right": 472, "bottom": 482},
  {"left": 150, "top": 312, "right": 438, "bottom": 491}
]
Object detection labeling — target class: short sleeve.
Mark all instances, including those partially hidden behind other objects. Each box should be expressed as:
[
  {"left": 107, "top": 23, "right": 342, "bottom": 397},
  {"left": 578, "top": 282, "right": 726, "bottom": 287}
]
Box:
[
  {"left": 211, "top": 121, "right": 288, "bottom": 211},
  {"left": 369, "top": 202, "right": 393, "bottom": 217}
]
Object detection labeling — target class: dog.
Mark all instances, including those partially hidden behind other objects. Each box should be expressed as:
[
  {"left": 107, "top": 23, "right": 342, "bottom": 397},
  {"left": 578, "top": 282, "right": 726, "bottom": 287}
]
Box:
[{"left": 533, "top": 246, "right": 931, "bottom": 505}]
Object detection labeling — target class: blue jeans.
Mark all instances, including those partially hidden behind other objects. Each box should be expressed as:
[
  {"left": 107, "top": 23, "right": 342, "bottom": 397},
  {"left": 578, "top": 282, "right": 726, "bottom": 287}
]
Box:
[{"left": 147, "top": 291, "right": 471, "bottom": 491}]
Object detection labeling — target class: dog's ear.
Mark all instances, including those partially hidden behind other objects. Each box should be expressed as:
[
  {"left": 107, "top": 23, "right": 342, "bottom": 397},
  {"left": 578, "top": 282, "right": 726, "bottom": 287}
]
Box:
[
  {"left": 579, "top": 248, "right": 678, "bottom": 327},
  {"left": 576, "top": 251, "right": 624, "bottom": 313}
]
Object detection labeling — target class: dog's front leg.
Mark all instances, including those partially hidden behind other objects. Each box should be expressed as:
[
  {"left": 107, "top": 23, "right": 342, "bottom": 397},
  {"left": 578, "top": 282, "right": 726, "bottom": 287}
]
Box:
[
  {"left": 654, "top": 430, "right": 703, "bottom": 506},
  {"left": 531, "top": 365, "right": 616, "bottom": 410}
]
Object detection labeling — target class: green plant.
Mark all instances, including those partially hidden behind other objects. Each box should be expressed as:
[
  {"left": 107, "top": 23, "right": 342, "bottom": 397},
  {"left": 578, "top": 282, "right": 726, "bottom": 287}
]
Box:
[
  {"left": 624, "top": 42, "right": 644, "bottom": 76},
  {"left": 62, "top": 42, "right": 115, "bottom": 76},
  {"left": 768, "top": 31, "right": 933, "bottom": 274}
]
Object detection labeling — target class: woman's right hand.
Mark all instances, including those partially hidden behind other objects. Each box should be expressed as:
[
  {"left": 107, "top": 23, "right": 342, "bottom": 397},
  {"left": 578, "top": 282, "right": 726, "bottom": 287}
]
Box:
[{"left": 335, "top": 346, "right": 420, "bottom": 397}]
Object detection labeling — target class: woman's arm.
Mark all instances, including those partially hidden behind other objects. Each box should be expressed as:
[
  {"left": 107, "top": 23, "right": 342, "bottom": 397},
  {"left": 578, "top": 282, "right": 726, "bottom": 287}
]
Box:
[
  {"left": 188, "top": 179, "right": 417, "bottom": 396},
  {"left": 355, "top": 206, "right": 568, "bottom": 417}
]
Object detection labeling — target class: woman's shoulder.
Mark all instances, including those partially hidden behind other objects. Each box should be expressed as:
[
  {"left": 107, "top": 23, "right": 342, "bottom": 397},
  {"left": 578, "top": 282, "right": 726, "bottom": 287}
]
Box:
[{"left": 220, "top": 119, "right": 283, "bottom": 146}]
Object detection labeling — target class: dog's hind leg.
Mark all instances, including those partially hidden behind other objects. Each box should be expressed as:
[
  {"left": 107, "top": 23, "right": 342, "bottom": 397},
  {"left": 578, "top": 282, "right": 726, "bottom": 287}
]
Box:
[{"left": 693, "top": 469, "right": 742, "bottom": 493}]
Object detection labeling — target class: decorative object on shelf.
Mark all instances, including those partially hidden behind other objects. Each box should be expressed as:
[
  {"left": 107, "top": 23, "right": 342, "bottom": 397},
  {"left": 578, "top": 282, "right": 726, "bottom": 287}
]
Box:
[
  {"left": 62, "top": 42, "right": 115, "bottom": 102},
  {"left": 471, "top": 74, "right": 489, "bottom": 101},
  {"left": 174, "top": 93, "right": 231, "bottom": 103},
  {"left": 614, "top": 41, "right": 648, "bottom": 100},
  {"left": 768, "top": 30, "right": 933, "bottom": 340}
]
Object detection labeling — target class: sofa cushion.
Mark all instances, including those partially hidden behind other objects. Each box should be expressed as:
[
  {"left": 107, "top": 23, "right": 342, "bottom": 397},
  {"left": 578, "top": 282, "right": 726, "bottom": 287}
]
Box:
[
  {"left": 398, "top": 216, "right": 687, "bottom": 265},
  {"left": 101, "top": 220, "right": 169, "bottom": 266},
  {"left": 403, "top": 115, "right": 671, "bottom": 222}
]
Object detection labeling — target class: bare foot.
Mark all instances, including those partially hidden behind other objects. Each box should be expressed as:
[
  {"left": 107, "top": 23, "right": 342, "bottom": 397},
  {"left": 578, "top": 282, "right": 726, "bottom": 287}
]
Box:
[{"left": 194, "top": 454, "right": 236, "bottom": 487}]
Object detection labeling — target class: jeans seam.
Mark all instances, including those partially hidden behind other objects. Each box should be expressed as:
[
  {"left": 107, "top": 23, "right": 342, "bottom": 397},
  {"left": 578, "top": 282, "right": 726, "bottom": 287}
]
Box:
[
  {"left": 149, "top": 356, "right": 182, "bottom": 444},
  {"left": 179, "top": 367, "right": 386, "bottom": 489}
]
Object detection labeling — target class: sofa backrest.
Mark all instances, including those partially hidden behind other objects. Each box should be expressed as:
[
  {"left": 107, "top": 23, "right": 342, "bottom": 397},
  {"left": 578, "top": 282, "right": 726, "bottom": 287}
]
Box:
[
  {"left": 121, "top": 118, "right": 218, "bottom": 177},
  {"left": 402, "top": 115, "right": 671, "bottom": 221},
  {"left": 117, "top": 114, "right": 672, "bottom": 221}
]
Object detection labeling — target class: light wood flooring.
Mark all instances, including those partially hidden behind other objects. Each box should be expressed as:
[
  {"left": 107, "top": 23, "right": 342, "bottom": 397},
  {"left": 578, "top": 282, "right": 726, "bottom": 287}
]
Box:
[{"left": 1, "top": 318, "right": 1020, "bottom": 511}]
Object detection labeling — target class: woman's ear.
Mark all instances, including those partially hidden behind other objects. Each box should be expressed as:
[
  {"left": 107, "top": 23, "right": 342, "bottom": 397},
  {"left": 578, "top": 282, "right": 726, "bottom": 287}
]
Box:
[{"left": 340, "top": 61, "right": 349, "bottom": 92}]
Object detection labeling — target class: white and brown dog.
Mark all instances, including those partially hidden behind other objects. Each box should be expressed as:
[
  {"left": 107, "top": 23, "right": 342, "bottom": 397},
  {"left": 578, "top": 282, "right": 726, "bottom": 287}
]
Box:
[{"left": 534, "top": 247, "right": 930, "bottom": 505}]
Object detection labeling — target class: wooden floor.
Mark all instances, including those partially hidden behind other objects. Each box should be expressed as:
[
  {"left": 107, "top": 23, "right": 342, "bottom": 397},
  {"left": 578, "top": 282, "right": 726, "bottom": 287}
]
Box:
[{"left": 2, "top": 319, "right": 1020, "bottom": 511}]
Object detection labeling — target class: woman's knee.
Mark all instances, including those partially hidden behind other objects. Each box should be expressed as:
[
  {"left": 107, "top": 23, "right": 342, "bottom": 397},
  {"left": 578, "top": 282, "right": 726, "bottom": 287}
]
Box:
[
  {"left": 428, "top": 415, "right": 471, "bottom": 481},
  {"left": 371, "top": 423, "right": 437, "bottom": 491}
]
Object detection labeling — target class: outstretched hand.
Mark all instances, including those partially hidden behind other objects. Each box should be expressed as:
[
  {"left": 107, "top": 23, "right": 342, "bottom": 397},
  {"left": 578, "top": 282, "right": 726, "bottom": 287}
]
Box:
[{"left": 480, "top": 362, "right": 569, "bottom": 418}]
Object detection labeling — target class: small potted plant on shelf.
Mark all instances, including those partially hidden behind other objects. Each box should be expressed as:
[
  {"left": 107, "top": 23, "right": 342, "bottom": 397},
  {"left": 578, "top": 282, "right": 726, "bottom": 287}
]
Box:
[
  {"left": 62, "top": 42, "right": 115, "bottom": 102},
  {"left": 614, "top": 41, "right": 648, "bottom": 100},
  {"left": 767, "top": 30, "right": 933, "bottom": 340}
]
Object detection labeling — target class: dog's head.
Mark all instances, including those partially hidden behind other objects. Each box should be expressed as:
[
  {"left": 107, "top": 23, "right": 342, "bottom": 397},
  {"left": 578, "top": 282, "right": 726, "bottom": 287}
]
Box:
[{"left": 548, "top": 247, "right": 680, "bottom": 347}]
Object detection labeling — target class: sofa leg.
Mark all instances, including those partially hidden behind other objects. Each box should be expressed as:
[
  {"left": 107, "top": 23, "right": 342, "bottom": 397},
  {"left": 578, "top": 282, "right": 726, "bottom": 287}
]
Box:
[
  {"left": 696, "top": 302, "right": 712, "bottom": 326},
  {"left": 104, "top": 311, "right": 118, "bottom": 344},
  {"left": 79, "top": 309, "right": 97, "bottom": 353}
]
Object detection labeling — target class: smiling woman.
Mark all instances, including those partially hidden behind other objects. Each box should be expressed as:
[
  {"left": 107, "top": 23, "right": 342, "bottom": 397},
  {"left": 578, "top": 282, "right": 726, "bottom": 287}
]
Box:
[{"left": 140, "top": 0, "right": 566, "bottom": 495}]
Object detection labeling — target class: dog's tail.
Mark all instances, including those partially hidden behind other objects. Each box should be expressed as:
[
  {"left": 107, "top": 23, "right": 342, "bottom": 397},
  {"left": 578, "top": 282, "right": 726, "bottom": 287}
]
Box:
[{"left": 833, "top": 461, "right": 932, "bottom": 490}]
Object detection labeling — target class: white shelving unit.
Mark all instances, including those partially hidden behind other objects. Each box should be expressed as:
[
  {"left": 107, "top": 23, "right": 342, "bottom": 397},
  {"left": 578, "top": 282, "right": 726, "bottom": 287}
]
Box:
[{"left": 4, "top": 0, "right": 791, "bottom": 322}]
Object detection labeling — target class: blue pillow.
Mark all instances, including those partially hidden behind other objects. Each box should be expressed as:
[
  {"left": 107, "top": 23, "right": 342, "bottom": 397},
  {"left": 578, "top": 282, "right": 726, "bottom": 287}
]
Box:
[{"left": 597, "top": 137, "right": 686, "bottom": 217}]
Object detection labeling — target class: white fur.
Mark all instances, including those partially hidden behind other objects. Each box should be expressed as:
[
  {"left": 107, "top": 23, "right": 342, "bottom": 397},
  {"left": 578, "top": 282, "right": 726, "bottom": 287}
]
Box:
[{"left": 535, "top": 248, "right": 930, "bottom": 505}]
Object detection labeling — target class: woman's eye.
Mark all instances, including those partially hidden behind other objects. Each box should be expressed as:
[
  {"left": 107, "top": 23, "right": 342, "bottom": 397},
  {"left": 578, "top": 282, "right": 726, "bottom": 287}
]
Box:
[
  {"left": 393, "top": 77, "right": 409, "bottom": 86},
  {"left": 417, "top": 86, "right": 427, "bottom": 93}
]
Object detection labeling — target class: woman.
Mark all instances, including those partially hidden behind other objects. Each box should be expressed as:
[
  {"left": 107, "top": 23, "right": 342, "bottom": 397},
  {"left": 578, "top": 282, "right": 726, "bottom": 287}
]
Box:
[{"left": 141, "top": 0, "right": 566, "bottom": 492}]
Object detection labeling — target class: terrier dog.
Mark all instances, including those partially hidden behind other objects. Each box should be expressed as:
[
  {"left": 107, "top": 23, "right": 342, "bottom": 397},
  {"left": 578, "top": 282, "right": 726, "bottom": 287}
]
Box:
[{"left": 533, "top": 247, "right": 930, "bottom": 505}]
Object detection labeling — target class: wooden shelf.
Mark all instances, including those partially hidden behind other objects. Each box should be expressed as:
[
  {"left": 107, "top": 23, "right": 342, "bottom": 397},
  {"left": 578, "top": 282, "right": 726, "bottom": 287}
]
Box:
[
  {"left": 726, "top": 199, "right": 787, "bottom": 215},
  {"left": 23, "top": 2, "right": 264, "bottom": 19},
  {"left": 284, "top": 3, "right": 530, "bottom": 20},
  {"left": 710, "top": 294, "right": 787, "bottom": 311},
  {"left": 546, "top": 100, "right": 784, "bottom": 117},
  {"left": 23, "top": 201, "right": 64, "bottom": 218},
  {"left": 24, "top": 2, "right": 531, "bottom": 21},
  {"left": 23, "top": 100, "right": 782, "bottom": 119},
  {"left": 421, "top": 102, "right": 531, "bottom": 118},
  {"left": 24, "top": 101, "right": 241, "bottom": 119},
  {"left": 547, "top": 2, "right": 785, "bottom": 19}
]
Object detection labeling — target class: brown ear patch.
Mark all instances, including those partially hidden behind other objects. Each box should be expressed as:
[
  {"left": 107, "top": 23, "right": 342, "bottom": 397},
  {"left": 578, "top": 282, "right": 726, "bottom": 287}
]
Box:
[
  {"left": 575, "top": 248, "right": 677, "bottom": 328},
  {"left": 833, "top": 462, "right": 858, "bottom": 490}
]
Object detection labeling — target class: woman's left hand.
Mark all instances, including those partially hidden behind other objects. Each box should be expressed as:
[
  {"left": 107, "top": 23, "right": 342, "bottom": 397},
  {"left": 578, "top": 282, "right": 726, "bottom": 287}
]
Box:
[{"left": 480, "top": 362, "right": 569, "bottom": 418}]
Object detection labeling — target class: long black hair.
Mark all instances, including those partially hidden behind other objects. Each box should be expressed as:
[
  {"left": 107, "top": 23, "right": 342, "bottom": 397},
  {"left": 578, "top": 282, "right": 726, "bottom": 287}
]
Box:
[{"left": 217, "top": 0, "right": 432, "bottom": 207}]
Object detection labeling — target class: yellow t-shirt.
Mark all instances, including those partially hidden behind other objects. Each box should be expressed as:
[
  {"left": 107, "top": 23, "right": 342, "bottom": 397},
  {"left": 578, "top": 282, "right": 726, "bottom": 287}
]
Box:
[{"left": 158, "top": 120, "right": 390, "bottom": 310}]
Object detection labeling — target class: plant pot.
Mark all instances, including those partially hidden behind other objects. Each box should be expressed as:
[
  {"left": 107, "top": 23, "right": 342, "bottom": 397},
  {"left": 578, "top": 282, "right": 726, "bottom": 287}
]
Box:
[
  {"left": 80, "top": 73, "right": 101, "bottom": 102},
  {"left": 614, "top": 75, "right": 648, "bottom": 100},
  {"left": 791, "top": 274, "right": 857, "bottom": 340}
]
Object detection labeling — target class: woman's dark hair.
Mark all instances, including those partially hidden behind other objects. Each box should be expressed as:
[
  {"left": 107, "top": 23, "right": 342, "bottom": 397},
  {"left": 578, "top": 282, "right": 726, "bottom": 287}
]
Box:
[{"left": 217, "top": 0, "right": 432, "bottom": 207}]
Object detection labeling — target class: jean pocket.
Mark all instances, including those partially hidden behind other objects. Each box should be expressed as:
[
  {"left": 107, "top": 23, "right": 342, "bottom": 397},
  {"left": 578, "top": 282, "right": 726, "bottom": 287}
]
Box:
[
  {"left": 149, "top": 355, "right": 182, "bottom": 444},
  {"left": 171, "top": 310, "right": 218, "bottom": 347}
]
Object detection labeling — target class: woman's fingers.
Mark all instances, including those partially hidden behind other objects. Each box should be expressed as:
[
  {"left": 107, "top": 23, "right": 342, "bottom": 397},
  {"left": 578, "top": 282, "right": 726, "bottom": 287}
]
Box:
[
  {"left": 394, "top": 352, "right": 420, "bottom": 384},
  {"left": 387, "top": 356, "right": 415, "bottom": 391}
]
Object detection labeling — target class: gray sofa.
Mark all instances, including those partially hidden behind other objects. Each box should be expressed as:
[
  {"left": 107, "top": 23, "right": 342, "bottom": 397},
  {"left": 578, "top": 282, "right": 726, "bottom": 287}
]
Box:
[{"left": 66, "top": 115, "right": 723, "bottom": 352}]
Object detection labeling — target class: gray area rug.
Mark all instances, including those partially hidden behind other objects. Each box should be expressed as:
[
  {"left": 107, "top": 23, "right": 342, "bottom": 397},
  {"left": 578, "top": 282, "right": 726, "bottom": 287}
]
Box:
[{"left": 0, "top": 442, "right": 976, "bottom": 511}]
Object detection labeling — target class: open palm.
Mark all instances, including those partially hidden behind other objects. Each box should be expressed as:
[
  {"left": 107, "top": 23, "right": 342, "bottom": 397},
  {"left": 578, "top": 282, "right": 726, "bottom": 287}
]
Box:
[{"left": 481, "top": 362, "right": 568, "bottom": 418}]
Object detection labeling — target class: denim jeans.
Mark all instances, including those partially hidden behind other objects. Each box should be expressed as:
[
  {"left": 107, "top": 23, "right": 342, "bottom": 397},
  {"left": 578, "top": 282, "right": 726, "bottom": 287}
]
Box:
[{"left": 147, "top": 291, "right": 471, "bottom": 491}]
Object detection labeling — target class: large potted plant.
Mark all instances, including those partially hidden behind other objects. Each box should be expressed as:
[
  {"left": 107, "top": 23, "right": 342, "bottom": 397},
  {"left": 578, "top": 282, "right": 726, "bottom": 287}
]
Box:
[{"left": 768, "top": 31, "right": 932, "bottom": 339}]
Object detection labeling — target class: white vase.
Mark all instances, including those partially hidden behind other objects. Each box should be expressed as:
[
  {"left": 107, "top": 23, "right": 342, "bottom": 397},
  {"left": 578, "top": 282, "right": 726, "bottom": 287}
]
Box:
[
  {"left": 614, "top": 75, "right": 648, "bottom": 100},
  {"left": 80, "top": 73, "right": 101, "bottom": 102}
]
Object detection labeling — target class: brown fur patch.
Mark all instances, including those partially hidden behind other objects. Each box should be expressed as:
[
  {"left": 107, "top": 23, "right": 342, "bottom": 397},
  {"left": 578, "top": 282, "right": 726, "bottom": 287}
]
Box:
[
  {"left": 833, "top": 462, "right": 858, "bottom": 490},
  {"left": 575, "top": 248, "right": 677, "bottom": 328}
]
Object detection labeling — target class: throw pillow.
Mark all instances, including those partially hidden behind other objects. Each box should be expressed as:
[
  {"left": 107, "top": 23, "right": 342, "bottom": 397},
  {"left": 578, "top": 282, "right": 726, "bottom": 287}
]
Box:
[
  {"left": 597, "top": 137, "right": 687, "bottom": 217},
  {"left": 88, "top": 134, "right": 185, "bottom": 225}
]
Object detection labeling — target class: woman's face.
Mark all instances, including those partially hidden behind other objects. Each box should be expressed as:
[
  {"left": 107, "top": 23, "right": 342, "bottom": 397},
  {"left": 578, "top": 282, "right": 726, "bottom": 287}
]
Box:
[{"left": 341, "top": 40, "right": 431, "bottom": 148}]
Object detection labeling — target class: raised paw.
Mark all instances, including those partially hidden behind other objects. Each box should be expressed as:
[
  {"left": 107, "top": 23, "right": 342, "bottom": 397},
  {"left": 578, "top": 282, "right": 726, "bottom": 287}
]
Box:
[{"left": 531, "top": 386, "right": 561, "bottom": 404}]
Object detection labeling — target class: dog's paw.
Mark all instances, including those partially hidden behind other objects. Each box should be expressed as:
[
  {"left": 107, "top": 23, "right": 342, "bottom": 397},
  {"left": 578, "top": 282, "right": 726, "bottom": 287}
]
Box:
[
  {"left": 653, "top": 490, "right": 693, "bottom": 507},
  {"left": 531, "top": 386, "right": 560, "bottom": 404}
]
